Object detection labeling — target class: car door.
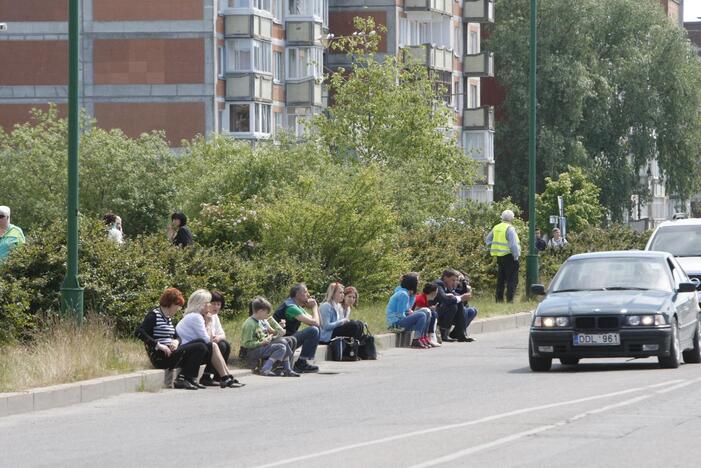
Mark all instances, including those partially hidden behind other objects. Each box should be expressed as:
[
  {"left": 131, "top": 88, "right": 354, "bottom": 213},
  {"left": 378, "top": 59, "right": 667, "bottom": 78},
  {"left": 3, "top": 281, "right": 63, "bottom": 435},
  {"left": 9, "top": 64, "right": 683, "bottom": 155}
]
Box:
[{"left": 669, "top": 257, "right": 697, "bottom": 344}]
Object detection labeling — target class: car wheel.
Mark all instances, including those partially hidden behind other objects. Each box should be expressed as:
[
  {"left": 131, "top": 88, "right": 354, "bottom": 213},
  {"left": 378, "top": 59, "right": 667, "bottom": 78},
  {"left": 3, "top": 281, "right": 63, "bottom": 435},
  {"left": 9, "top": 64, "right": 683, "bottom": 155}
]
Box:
[
  {"left": 682, "top": 318, "right": 701, "bottom": 364},
  {"left": 659, "top": 317, "right": 681, "bottom": 369},
  {"left": 559, "top": 357, "right": 580, "bottom": 366},
  {"left": 529, "top": 341, "right": 552, "bottom": 372}
]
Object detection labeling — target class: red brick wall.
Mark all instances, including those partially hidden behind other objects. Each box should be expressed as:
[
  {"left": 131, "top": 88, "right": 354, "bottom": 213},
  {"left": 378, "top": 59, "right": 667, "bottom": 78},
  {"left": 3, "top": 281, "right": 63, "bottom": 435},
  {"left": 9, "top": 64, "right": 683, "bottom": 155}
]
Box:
[
  {"left": 0, "top": 41, "right": 68, "bottom": 85},
  {"left": 0, "top": 0, "right": 68, "bottom": 21},
  {"left": 329, "top": 11, "right": 389, "bottom": 53},
  {"left": 0, "top": 104, "right": 67, "bottom": 131},
  {"left": 93, "top": 39, "right": 204, "bottom": 84},
  {"left": 94, "top": 102, "right": 205, "bottom": 144},
  {"left": 93, "top": 0, "right": 203, "bottom": 21}
]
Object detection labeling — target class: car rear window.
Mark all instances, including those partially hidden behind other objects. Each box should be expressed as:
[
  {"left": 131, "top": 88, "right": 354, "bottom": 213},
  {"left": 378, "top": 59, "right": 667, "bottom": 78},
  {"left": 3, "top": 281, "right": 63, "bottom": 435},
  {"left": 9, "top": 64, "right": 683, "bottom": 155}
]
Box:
[{"left": 648, "top": 225, "right": 701, "bottom": 257}]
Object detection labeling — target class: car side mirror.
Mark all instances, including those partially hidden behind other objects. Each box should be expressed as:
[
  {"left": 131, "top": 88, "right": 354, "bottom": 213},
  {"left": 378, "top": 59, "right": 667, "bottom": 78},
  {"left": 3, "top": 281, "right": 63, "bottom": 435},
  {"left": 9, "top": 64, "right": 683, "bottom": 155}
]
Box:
[
  {"left": 677, "top": 282, "right": 697, "bottom": 293},
  {"left": 531, "top": 284, "right": 546, "bottom": 295}
]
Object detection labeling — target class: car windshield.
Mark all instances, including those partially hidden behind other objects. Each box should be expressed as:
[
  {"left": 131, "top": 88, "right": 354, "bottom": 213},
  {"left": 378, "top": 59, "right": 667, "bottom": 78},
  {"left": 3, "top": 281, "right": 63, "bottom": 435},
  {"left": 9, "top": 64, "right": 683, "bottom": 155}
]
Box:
[
  {"left": 648, "top": 225, "right": 701, "bottom": 257},
  {"left": 550, "top": 257, "right": 672, "bottom": 293}
]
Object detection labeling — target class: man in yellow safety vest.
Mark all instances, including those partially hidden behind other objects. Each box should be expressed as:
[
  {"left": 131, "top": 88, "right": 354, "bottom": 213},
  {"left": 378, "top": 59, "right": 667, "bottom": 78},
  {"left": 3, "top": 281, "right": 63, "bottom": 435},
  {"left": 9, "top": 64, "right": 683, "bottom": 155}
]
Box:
[{"left": 485, "top": 210, "right": 521, "bottom": 302}]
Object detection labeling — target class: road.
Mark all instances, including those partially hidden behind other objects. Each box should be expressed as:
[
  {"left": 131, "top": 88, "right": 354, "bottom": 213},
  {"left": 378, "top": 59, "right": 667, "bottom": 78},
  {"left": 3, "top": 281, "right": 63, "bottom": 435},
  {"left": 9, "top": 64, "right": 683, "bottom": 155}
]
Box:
[{"left": 2, "top": 327, "right": 701, "bottom": 468}]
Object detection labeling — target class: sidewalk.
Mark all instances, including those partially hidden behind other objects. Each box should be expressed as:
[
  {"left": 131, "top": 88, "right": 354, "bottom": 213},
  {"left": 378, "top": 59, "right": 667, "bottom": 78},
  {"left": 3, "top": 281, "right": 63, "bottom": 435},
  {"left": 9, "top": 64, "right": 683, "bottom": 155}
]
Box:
[{"left": 1, "top": 311, "right": 532, "bottom": 418}]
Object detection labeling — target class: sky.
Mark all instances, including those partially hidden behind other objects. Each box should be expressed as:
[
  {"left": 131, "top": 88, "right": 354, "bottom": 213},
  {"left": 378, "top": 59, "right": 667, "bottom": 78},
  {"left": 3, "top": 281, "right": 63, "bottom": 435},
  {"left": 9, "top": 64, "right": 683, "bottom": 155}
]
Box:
[{"left": 685, "top": 0, "right": 701, "bottom": 22}]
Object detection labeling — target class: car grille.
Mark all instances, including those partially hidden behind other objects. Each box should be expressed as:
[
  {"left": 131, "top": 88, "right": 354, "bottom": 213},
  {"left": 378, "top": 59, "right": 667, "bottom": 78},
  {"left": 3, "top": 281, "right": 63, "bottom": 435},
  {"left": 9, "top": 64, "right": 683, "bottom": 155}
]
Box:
[{"left": 574, "top": 316, "right": 620, "bottom": 330}]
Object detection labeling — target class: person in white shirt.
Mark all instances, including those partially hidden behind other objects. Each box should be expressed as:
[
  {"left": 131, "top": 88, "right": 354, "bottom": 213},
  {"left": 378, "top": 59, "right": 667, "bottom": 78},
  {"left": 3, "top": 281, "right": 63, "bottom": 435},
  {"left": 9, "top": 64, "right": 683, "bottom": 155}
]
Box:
[
  {"left": 200, "top": 290, "right": 232, "bottom": 385},
  {"left": 103, "top": 213, "right": 124, "bottom": 245},
  {"left": 176, "top": 289, "right": 243, "bottom": 388},
  {"left": 547, "top": 227, "right": 568, "bottom": 250}
]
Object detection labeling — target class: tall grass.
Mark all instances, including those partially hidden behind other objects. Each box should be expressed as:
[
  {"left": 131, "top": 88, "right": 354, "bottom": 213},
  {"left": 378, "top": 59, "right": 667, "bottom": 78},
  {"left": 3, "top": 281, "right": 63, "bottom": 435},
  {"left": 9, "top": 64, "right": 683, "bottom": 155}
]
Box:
[{"left": 0, "top": 318, "right": 148, "bottom": 393}]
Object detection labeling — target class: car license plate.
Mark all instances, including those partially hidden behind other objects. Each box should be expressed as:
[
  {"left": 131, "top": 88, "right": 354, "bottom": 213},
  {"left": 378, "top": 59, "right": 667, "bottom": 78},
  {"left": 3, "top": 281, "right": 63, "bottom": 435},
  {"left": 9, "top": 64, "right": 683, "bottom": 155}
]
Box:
[{"left": 573, "top": 333, "right": 620, "bottom": 346}]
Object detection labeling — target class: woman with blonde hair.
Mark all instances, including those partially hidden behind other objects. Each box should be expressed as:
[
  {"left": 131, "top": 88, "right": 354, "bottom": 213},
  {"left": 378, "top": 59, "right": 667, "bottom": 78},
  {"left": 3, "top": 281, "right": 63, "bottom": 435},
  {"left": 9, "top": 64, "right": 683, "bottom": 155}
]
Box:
[
  {"left": 319, "top": 282, "right": 364, "bottom": 344},
  {"left": 176, "top": 289, "right": 244, "bottom": 388}
]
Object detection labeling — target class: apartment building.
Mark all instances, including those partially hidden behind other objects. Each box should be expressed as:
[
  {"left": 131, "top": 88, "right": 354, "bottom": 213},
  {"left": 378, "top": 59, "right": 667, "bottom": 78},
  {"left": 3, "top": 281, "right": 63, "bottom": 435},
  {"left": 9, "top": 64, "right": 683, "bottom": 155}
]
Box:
[
  {"left": 0, "top": 0, "right": 328, "bottom": 143},
  {"left": 328, "top": 0, "right": 496, "bottom": 202}
]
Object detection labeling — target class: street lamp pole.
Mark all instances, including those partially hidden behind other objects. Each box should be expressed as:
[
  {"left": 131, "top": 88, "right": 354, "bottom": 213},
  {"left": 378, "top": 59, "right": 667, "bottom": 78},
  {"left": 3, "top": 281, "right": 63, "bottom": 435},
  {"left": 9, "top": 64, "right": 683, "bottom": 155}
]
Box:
[
  {"left": 60, "top": 0, "right": 84, "bottom": 322},
  {"left": 526, "top": 0, "right": 539, "bottom": 294}
]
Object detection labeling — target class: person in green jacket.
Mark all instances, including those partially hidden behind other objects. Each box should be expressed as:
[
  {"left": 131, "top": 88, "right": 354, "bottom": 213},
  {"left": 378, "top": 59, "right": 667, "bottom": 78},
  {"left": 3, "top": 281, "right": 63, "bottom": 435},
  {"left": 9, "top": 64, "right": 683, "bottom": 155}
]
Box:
[
  {"left": 240, "top": 296, "right": 300, "bottom": 377},
  {"left": 0, "top": 206, "right": 25, "bottom": 262}
]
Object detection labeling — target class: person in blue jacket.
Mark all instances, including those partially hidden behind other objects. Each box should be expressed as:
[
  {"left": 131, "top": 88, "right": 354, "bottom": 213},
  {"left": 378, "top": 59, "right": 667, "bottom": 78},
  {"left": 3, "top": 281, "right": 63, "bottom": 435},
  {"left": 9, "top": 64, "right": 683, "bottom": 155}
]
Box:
[{"left": 386, "top": 273, "right": 432, "bottom": 349}]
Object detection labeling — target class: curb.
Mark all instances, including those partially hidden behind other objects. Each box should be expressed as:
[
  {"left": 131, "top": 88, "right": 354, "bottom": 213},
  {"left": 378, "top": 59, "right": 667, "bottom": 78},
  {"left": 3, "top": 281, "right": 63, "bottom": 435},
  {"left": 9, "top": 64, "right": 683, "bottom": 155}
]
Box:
[{"left": 0, "top": 311, "right": 532, "bottom": 418}]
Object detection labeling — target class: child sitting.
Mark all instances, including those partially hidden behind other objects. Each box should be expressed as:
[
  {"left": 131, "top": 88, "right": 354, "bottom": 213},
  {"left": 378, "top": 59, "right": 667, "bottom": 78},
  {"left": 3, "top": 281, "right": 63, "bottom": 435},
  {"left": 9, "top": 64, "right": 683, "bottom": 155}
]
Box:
[{"left": 413, "top": 283, "right": 440, "bottom": 347}]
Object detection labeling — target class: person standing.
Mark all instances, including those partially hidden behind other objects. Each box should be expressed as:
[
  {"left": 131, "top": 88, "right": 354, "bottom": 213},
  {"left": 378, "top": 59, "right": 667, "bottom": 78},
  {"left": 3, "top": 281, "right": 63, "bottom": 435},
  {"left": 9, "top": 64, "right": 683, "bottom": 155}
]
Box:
[
  {"left": 547, "top": 227, "right": 568, "bottom": 250},
  {"left": 168, "top": 212, "right": 193, "bottom": 248},
  {"left": 485, "top": 209, "right": 521, "bottom": 303},
  {"left": 103, "top": 213, "right": 124, "bottom": 245},
  {"left": 534, "top": 229, "right": 547, "bottom": 252},
  {"left": 0, "top": 206, "right": 25, "bottom": 262}
]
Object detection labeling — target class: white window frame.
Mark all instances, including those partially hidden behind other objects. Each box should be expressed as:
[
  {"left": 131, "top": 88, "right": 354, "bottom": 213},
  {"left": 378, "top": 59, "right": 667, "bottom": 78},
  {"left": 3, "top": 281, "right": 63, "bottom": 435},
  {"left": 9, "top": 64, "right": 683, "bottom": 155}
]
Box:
[
  {"left": 469, "top": 30, "right": 479, "bottom": 55},
  {"left": 286, "top": 47, "right": 323, "bottom": 80},
  {"left": 469, "top": 83, "right": 479, "bottom": 108},
  {"left": 286, "top": 0, "right": 324, "bottom": 19},
  {"left": 218, "top": 45, "right": 225, "bottom": 79},
  {"left": 224, "top": 102, "right": 272, "bottom": 136},
  {"left": 273, "top": 0, "right": 283, "bottom": 22},
  {"left": 273, "top": 50, "right": 283, "bottom": 83},
  {"left": 224, "top": 0, "right": 272, "bottom": 14},
  {"left": 226, "top": 39, "right": 272, "bottom": 74}
]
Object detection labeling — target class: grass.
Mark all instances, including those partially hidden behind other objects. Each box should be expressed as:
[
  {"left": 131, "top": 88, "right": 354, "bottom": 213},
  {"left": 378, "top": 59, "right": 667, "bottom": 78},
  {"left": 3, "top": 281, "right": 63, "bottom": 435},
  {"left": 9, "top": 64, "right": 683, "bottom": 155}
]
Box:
[{"left": 0, "top": 318, "right": 149, "bottom": 393}]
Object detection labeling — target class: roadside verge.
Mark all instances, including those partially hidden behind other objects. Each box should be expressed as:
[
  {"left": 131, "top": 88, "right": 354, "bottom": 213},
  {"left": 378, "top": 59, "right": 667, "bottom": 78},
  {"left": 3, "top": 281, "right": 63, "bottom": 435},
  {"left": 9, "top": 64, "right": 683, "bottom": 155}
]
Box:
[{"left": 1, "top": 311, "right": 532, "bottom": 418}]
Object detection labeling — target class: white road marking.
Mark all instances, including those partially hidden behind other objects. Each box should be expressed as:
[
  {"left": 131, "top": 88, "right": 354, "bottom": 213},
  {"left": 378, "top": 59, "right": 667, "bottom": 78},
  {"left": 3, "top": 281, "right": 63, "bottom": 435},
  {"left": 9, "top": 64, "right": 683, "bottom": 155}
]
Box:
[
  {"left": 253, "top": 379, "right": 686, "bottom": 468},
  {"left": 410, "top": 376, "right": 701, "bottom": 468}
]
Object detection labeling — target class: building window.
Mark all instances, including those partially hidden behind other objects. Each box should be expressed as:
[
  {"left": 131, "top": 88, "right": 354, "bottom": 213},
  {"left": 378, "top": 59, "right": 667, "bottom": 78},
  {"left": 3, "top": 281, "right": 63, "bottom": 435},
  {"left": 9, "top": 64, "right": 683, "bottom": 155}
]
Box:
[
  {"left": 218, "top": 46, "right": 225, "bottom": 78},
  {"left": 273, "top": 51, "right": 283, "bottom": 82},
  {"left": 273, "top": 0, "right": 283, "bottom": 21},
  {"left": 469, "top": 30, "right": 479, "bottom": 54},
  {"left": 226, "top": 0, "right": 272, "bottom": 13},
  {"left": 230, "top": 104, "right": 250, "bottom": 132},
  {"left": 453, "top": 22, "right": 462, "bottom": 56},
  {"left": 469, "top": 83, "right": 479, "bottom": 108},
  {"left": 463, "top": 131, "right": 494, "bottom": 160},
  {"left": 286, "top": 47, "right": 323, "bottom": 80},
  {"left": 273, "top": 111, "right": 283, "bottom": 135},
  {"left": 255, "top": 103, "right": 272, "bottom": 133},
  {"left": 226, "top": 39, "right": 272, "bottom": 74},
  {"left": 287, "top": 0, "right": 323, "bottom": 18}
]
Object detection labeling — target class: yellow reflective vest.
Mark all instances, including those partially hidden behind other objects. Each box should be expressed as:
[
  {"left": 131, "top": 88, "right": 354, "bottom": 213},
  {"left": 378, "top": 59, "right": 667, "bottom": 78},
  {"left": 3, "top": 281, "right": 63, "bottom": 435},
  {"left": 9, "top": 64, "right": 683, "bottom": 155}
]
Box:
[{"left": 490, "top": 222, "right": 517, "bottom": 257}]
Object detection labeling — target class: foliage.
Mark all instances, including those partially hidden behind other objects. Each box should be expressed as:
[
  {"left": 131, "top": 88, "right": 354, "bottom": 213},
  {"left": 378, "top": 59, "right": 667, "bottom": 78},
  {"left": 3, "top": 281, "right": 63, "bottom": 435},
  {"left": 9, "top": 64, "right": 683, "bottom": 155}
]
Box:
[
  {"left": 489, "top": 0, "right": 701, "bottom": 220},
  {"left": 314, "top": 16, "right": 476, "bottom": 226},
  {"left": 536, "top": 166, "right": 603, "bottom": 232},
  {"left": 0, "top": 106, "right": 176, "bottom": 235}
]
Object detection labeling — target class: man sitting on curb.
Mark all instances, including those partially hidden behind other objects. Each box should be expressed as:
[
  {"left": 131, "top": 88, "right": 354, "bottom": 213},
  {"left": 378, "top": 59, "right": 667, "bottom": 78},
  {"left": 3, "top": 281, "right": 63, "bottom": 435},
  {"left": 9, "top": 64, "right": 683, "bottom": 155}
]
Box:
[
  {"left": 273, "top": 283, "right": 321, "bottom": 373},
  {"left": 434, "top": 269, "right": 471, "bottom": 342}
]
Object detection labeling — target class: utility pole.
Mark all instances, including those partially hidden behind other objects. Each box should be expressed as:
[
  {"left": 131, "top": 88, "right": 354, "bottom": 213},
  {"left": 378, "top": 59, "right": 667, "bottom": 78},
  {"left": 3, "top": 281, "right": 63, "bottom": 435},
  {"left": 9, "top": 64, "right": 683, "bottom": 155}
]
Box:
[
  {"left": 526, "top": 0, "right": 539, "bottom": 294},
  {"left": 60, "top": 0, "right": 84, "bottom": 322}
]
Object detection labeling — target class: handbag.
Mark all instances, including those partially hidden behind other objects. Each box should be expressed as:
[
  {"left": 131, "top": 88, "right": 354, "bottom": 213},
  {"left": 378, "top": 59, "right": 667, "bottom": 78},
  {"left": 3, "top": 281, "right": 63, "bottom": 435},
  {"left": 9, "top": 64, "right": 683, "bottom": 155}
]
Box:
[
  {"left": 329, "top": 337, "right": 360, "bottom": 361},
  {"left": 358, "top": 323, "right": 377, "bottom": 360}
]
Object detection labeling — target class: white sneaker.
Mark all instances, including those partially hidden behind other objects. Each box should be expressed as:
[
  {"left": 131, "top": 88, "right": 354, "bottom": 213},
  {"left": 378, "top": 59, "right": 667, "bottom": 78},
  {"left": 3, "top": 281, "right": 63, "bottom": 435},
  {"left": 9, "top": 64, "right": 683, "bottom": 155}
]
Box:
[{"left": 429, "top": 333, "right": 441, "bottom": 347}]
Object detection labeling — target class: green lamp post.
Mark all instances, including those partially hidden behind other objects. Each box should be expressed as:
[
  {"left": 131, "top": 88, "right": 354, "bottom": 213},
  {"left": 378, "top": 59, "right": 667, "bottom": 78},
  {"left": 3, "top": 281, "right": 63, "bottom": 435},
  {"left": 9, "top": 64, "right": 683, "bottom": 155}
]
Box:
[{"left": 525, "top": 0, "right": 540, "bottom": 294}]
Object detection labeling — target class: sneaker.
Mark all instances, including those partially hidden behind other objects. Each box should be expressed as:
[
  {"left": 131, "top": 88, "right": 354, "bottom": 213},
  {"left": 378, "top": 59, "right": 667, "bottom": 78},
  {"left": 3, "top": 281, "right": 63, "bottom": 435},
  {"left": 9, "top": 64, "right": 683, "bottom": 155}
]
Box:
[
  {"left": 419, "top": 336, "right": 433, "bottom": 348},
  {"left": 411, "top": 339, "right": 428, "bottom": 349},
  {"left": 260, "top": 369, "right": 280, "bottom": 377},
  {"left": 282, "top": 369, "right": 301, "bottom": 377},
  {"left": 293, "top": 359, "right": 319, "bottom": 373},
  {"left": 173, "top": 377, "right": 198, "bottom": 390}
]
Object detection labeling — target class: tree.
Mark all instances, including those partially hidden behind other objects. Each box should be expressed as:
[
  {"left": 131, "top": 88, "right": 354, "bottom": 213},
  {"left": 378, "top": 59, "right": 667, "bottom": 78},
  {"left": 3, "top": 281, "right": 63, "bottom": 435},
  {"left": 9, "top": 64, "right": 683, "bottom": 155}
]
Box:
[
  {"left": 313, "top": 17, "right": 476, "bottom": 226},
  {"left": 536, "top": 166, "right": 603, "bottom": 233},
  {"left": 488, "top": 0, "right": 701, "bottom": 220}
]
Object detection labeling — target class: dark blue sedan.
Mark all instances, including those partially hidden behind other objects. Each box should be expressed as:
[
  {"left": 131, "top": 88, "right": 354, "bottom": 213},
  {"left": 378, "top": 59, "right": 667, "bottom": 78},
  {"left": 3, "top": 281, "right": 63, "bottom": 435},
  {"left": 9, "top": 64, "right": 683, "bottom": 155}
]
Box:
[{"left": 529, "top": 251, "right": 701, "bottom": 371}]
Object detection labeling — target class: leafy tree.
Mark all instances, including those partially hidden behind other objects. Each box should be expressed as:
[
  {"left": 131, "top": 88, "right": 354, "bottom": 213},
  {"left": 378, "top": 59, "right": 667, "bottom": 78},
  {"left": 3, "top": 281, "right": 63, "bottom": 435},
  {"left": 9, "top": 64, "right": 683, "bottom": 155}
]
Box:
[
  {"left": 314, "top": 17, "right": 476, "bottom": 226},
  {"left": 536, "top": 166, "right": 603, "bottom": 233},
  {"left": 489, "top": 0, "right": 701, "bottom": 220}
]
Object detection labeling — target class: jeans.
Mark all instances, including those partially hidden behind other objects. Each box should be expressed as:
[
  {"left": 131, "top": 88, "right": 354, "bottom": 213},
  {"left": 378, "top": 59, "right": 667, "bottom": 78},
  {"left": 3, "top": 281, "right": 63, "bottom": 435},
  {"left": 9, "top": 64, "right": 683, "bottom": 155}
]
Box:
[
  {"left": 392, "top": 312, "right": 428, "bottom": 338},
  {"left": 293, "top": 326, "right": 320, "bottom": 360}
]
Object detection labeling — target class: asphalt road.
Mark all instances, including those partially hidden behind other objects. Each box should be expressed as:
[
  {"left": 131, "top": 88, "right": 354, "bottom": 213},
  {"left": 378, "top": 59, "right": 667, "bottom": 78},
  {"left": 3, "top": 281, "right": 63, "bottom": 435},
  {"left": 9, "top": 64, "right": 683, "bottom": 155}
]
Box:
[{"left": 2, "top": 327, "right": 701, "bottom": 468}]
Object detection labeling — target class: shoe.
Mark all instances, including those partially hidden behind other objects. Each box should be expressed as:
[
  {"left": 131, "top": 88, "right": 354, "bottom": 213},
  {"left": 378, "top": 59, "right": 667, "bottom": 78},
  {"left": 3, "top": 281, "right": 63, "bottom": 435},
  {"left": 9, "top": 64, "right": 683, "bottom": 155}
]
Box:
[
  {"left": 428, "top": 333, "right": 442, "bottom": 347},
  {"left": 199, "top": 376, "right": 220, "bottom": 387},
  {"left": 440, "top": 329, "right": 456, "bottom": 342},
  {"left": 420, "top": 336, "right": 434, "bottom": 348},
  {"left": 282, "top": 369, "right": 301, "bottom": 377},
  {"left": 173, "top": 377, "right": 198, "bottom": 390},
  {"left": 293, "top": 359, "right": 319, "bottom": 373},
  {"left": 411, "top": 339, "right": 428, "bottom": 349},
  {"left": 260, "top": 369, "right": 280, "bottom": 377},
  {"left": 220, "top": 375, "right": 246, "bottom": 387}
]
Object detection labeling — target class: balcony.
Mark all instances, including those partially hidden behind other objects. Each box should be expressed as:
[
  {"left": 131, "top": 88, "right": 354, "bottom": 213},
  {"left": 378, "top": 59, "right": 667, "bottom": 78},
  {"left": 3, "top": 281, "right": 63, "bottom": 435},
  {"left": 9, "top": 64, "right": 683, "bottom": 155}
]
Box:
[
  {"left": 286, "top": 79, "right": 323, "bottom": 106},
  {"left": 226, "top": 75, "right": 273, "bottom": 101},
  {"left": 225, "top": 14, "right": 273, "bottom": 40},
  {"left": 286, "top": 21, "right": 323, "bottom": 45},
  {"left": 464, "top": 0, "right": 494, "bottom": 24},
  {"left": 463, "top": 106, "right": 494, "bottom": 130},
  {"left": 464, "top": 51, "right": 494, "bottom": 77},
  {"left": 404, "top": 0, "right": 452, "bottom": 16},
  {"left": 404, "top": 45, "right": 453, "bottom": 72}
]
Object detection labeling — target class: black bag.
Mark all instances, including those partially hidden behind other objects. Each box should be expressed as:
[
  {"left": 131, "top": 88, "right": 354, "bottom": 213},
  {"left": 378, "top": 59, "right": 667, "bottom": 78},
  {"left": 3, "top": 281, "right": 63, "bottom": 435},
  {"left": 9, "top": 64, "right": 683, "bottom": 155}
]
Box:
[
  {"left": 358, "top": 323, "right": 377, "bottom": 360},
  {"left": 329, "top": 337, "right": 360, "bottom": 361}
]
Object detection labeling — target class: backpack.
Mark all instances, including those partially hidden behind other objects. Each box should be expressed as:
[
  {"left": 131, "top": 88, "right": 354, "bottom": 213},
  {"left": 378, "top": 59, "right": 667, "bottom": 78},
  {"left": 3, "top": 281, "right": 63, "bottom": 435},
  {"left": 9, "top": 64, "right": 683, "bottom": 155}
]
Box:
[{"left": 329, "top": 337, "right": 360, "bottom": 361}]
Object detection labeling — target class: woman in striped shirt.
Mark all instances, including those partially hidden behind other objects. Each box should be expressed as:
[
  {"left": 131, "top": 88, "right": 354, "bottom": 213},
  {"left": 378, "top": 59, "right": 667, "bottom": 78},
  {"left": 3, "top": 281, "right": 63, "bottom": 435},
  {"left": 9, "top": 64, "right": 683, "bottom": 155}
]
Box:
[{"left": 135, "top": 288, "right": 208, "bottom": 390}]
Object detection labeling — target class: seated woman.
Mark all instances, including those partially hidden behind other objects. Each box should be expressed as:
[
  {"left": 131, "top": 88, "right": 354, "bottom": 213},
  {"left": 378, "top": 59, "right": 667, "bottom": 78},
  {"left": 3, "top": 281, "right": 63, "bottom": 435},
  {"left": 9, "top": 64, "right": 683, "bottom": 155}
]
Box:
[
  {"left": 386, "top": 273, "right": 432, "bottom": 349},
  {"left": 319, "top": 282, "right": 364, "bottom": 344},
  {"left": 240, "top": 296, "right": 299, "bottom": 377},
  {"left": 176, "top": 289, "right": 243, "bottom": 388},
  {"left": 341, "top": 286, "right": 358, "bottom": 319},
  {"left": 135, "top": 287, "right": 208, "bottom": 390},
  {"left": 199, "top": 290, "right": 232, "bottom": 386}
]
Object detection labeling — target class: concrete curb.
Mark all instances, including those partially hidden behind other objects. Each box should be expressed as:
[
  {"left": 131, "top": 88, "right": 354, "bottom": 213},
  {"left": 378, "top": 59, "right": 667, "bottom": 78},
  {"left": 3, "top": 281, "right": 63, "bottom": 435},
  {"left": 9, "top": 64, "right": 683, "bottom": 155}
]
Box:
[{"left": 0, "top": 311, "right": 532, "bottom": 418}]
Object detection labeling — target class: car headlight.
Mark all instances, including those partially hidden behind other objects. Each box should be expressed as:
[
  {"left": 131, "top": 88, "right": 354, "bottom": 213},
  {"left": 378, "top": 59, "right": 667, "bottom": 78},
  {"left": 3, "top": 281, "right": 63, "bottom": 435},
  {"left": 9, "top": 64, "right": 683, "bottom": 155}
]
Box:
[
  {"left": 626, "top": 315, "right": 665, "bottom": 326},
  {"left": 534, "top": 316, "right": 569, "bottom": 327}
]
